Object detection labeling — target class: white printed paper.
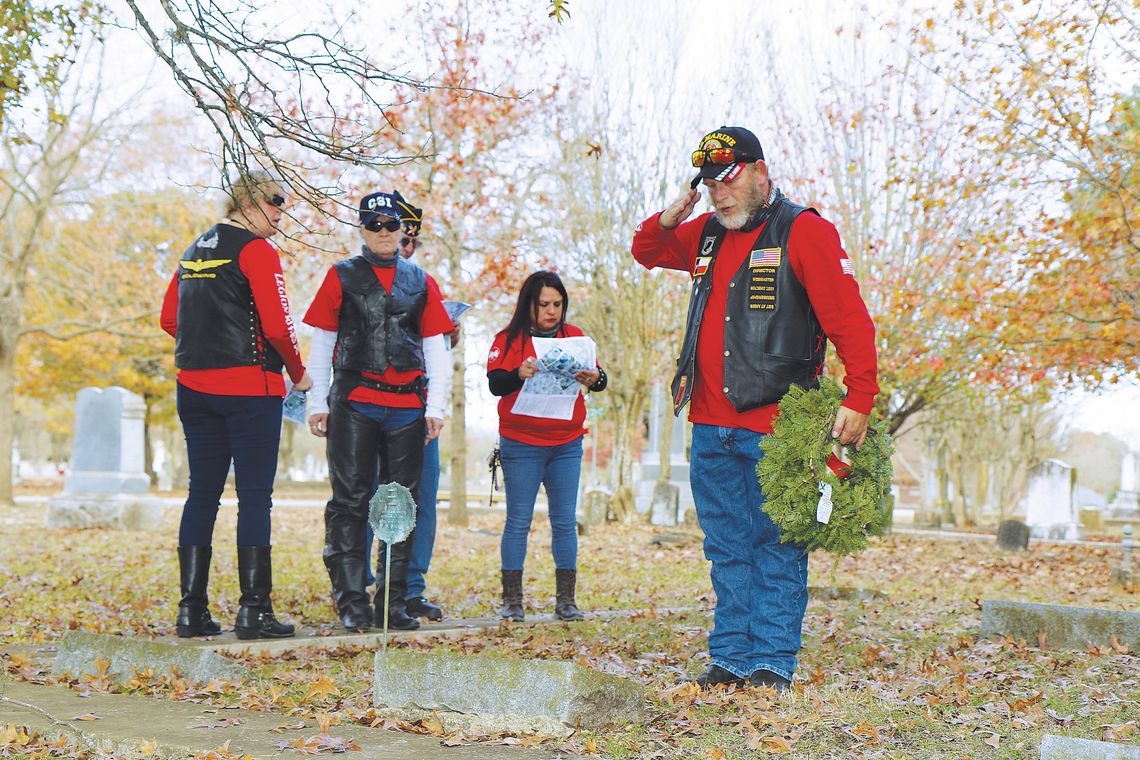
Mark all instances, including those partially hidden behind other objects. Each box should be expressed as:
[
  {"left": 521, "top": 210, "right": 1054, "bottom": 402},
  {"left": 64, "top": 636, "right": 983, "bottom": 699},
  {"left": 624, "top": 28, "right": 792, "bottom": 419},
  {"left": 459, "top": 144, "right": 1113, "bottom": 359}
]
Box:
[
  {"left": 510, "top": 336, "right": 597, "bottom": 420},
  {"left": 816, "top": 482, "right": 833, "bottom": 524},
  {"left": 282, "top": 389, "right": 308, "bottom": 426}
]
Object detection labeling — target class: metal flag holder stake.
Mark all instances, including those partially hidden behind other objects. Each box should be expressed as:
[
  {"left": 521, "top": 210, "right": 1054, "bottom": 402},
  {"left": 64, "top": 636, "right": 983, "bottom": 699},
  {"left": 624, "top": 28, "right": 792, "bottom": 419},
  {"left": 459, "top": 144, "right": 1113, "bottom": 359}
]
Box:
[{"left": 367, "top": 482, "right": 417, "bottom": 656}]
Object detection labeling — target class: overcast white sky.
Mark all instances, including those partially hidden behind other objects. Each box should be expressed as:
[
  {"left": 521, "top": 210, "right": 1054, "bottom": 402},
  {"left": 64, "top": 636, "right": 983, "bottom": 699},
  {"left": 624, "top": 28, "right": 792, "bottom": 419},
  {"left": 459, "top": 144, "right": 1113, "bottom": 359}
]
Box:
[{"left": 88, "top": 0, "right": 1140, "bottom": 446}]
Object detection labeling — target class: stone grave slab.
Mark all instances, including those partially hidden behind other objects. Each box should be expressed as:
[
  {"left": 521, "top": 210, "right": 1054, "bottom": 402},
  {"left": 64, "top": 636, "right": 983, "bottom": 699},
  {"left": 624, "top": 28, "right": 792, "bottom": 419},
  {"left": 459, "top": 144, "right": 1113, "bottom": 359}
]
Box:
[
  {"left": 0, "top": 681, "right": 565, "bottom": 759},
  {"left": 52, "top": 630, "right": 245, "bottom": 684},
  {"left": 373, "top": 651, "right": 646, "bottom": 733},
  {"left": 1040, "top": 734, "right": 1140, "bottom": 759},
  {"left": 808, "top": 586, "right": 886, "bottom": 601},
  {"left": 981, "top": 600, "right": 1140, "bottom": 650},
  {"left": 649, "top": 482, "right": 680, "bottom": 527}
]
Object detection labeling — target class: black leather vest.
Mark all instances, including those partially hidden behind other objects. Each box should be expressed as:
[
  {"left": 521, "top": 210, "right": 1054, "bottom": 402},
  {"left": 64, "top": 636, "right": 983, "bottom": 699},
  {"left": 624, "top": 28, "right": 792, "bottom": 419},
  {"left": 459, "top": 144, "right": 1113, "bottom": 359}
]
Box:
[
  {"left": 332, "top": 255, "right": 428, "bottom": 374},
  {"left": 174, "top": 224, "right": 285, "bottom": 373},
  {"left": 671, "top": 198, "right": 826, "bottom": 414}
]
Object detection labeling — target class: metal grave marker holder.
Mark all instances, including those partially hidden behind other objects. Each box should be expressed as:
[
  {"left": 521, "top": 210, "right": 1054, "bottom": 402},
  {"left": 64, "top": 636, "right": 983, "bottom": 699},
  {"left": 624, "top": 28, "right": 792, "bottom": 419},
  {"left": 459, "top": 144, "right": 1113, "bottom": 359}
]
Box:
[{"left": 368, "top": 483, "right": 417, "bottom": 654}]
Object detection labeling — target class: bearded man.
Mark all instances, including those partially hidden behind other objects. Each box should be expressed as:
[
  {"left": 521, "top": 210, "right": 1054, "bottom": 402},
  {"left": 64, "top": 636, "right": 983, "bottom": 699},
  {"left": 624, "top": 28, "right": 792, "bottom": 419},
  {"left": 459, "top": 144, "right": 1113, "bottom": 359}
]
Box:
[{"left": 631, "top": 126, "right": 879, "bottom": 691}]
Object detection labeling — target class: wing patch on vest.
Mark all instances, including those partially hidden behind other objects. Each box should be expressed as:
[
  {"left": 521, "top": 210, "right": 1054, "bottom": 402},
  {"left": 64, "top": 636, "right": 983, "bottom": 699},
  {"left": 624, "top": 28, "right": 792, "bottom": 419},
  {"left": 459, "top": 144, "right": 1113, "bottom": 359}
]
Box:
[{"left": 181, "top": 258, "right": 232, "bottom": 273}]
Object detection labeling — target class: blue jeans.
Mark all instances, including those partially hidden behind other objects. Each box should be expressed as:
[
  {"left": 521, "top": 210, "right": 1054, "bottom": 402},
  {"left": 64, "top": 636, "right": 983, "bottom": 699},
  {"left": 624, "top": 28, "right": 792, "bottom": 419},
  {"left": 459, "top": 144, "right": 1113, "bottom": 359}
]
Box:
[
  {"left": 352, "top": 402, "right": 426, "bottom": 587},
  {"left": 176, "top": 384, "right": 283, "bottom": 547},
  {"left": 499, "top": 435, "right": 583, "bottom": 571},
  {"left": 406, "top": 436, "right": 439, "bottom": 599},
  {"left": 690, "top": 423, "right": 808, "bottom": 681}
]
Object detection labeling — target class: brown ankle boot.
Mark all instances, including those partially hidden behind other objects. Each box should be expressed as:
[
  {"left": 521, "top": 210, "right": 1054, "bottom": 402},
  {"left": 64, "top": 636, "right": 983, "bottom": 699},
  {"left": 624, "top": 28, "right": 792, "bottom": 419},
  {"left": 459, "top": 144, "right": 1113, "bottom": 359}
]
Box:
[
  {"left": 554, "top": 568, "right": 584, "bottom": 621},
  {"left": 500, "top": 570, "right": 524, "bottom": 621}
]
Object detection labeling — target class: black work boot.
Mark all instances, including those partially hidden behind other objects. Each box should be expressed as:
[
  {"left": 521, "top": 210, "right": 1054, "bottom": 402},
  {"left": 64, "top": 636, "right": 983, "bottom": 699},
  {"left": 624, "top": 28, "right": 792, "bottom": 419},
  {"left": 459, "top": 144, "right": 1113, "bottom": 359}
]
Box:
[
  {"left": 234, "top": 546, "right": 295, "bottom": 640},
  {"left": 554, "top": 568, "right": 585, "bottom": 621},
  {"left": 681, "top": 665, "right": 745, "bottom": 689},
  {"left": 747, "top": 669, "right": 791, "bottom": 692},
  {"left": 323, "top": 526, "right": 372, "bottom": 632},
  {"left": 500, "top": 570, "right": 524, "bottom": 622},
  {"left": 405, "top": 596, "right": 444, "bottom": 621},
  {"left": 175, "top": 546, "right": 222, "bottom": 638},
  {"left": 373, "top": 538, "right": 420, "bottom": 631}
]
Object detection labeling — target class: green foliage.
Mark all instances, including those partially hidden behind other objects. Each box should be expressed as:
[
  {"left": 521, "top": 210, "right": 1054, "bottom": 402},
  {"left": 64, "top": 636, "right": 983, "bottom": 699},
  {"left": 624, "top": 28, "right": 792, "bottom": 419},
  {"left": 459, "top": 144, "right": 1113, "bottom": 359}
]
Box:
[
  {"left": 758, "top": 377, "right": 894, "bottom": 555},
  {"left": 547, "top": 0, "right": 570, "bottom": 23},
  {"left": 0, "top": 0, "right": 99, "bottom": 126}
]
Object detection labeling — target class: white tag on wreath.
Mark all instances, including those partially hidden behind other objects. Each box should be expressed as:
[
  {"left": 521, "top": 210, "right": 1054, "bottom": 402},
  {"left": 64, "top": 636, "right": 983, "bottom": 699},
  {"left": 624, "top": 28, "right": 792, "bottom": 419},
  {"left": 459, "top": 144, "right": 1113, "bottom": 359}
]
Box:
[{"left": 816, "top": 482, "right": 834, "bottom": 524}]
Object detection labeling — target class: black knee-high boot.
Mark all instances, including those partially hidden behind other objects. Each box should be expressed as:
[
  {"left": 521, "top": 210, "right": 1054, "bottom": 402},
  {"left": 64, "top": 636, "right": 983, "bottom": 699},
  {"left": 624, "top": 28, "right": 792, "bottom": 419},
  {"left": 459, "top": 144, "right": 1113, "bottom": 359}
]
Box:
[
  {"left": 234, "top": 546, "right": 294, "bottom": 640},
  {"left": 175, "top": 546, "right": 222, "bottom": 637}
]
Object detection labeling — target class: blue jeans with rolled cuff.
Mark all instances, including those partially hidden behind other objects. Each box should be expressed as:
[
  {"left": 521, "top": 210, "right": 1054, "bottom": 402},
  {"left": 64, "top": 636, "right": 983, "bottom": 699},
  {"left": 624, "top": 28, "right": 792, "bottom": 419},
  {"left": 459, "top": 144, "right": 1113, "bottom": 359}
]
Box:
[
  {"left": 499, "top": 435, "right": 583, "bottom": 571},
  {"left": 689, "top": 423, "right": 808, "bottom": 682}
]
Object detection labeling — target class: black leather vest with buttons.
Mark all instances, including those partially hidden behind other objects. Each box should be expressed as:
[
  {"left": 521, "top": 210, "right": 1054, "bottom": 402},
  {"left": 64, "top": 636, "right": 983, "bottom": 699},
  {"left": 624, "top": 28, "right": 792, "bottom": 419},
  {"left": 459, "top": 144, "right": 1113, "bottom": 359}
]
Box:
[
  {"left": 174, "top": 224, "right": 285, "bottom": 374},
  {"left": 331, "top": 254, "right": 428, "bottom": 374},
  {"left": 671, "top": 197, "right": 826, "bottom": 414}
]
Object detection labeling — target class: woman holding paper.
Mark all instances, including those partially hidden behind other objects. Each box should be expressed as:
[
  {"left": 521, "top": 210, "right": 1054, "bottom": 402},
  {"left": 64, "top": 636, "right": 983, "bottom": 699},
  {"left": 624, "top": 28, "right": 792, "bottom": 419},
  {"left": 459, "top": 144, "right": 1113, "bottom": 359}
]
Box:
[{"left": 486, "top": 271, "right": 607, "bottom": 621}]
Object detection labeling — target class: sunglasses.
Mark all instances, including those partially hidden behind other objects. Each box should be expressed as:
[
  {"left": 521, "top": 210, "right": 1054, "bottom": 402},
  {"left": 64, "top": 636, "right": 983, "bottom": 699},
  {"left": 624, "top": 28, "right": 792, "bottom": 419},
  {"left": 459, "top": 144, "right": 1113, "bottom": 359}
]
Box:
[
  {"left": 690, "top": 148, "right": 754, "bottom": 167},
  {"left": 266, "top": 194, "right": 286, "bottom": 207},
  {"left": 365, "top": 218, "right": 402, "bottom": 233}
]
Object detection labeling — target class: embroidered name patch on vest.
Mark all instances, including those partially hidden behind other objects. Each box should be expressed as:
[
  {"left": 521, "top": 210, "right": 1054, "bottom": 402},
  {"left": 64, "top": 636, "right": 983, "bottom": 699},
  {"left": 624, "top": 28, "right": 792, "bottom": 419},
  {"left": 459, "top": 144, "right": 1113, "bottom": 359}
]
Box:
[{"left": 748, "top": 247, "right": 780, "bottom": 311}]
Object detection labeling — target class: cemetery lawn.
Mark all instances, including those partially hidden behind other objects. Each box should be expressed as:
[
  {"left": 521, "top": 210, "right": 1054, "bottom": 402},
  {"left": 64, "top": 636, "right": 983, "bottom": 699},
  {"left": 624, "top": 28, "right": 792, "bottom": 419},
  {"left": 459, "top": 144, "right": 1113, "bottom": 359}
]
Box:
[{"left": 2, "top": 500, "right": 1137, "bottom": 759}]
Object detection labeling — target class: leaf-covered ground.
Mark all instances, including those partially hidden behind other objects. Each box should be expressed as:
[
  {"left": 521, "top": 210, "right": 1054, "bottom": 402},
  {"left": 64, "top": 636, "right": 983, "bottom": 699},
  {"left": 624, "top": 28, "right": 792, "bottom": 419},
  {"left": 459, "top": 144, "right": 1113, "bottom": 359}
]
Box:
[{"left": 1, "top": 499, "right": 1137, "bottom": 758}]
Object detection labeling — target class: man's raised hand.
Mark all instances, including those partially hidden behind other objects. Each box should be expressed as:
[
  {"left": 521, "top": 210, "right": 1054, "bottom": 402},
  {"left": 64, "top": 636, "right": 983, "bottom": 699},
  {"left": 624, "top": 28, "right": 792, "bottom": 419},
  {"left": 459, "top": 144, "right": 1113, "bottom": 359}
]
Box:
[{"left": 659, "top": 188, "right": 701, "bottom": 230}]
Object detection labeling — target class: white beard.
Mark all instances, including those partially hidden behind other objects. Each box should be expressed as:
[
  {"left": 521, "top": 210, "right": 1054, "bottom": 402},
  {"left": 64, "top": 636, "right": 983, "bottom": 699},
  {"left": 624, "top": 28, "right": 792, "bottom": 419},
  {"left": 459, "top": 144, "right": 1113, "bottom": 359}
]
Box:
[{"left": 714, "top": 206, "right": 751, "bottom": 230}]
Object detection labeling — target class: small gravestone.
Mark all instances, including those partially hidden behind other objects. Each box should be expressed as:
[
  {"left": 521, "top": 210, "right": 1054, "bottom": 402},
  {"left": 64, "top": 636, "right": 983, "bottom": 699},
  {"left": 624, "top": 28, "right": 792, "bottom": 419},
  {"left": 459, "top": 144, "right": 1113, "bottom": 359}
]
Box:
[
  {"left": 1025, "top": 459, "right": 1079, "bottom": 540},
  {"left": 578, "top": 486, "right": 611, "bottom": 535},
  {"left": 46, "top": 387, "right": 163, "bottom": 530},
  {"left": 1078, "top": 507, "right": 1104, "bottom": 533},
  {"left": 52, "top": 631, "right": 245, "bottom": 684},
  {"left": 1041, "top": 734, "right": 1140, "bottom": 759},
  {"left": 649, "top": 482, "right": 680, "bottom": 527},
  {"left": 981, "top": 600, "right": 1140, "bottom": 650},
  {"left": 1110, "top": 449, "right": 1140, "bottom": 519},
  {"left": 373, "top": 651, "right": 645, "bottom": 734},
  {"left": 996, "top": 520, "right": 1030, "bottom": 551}
]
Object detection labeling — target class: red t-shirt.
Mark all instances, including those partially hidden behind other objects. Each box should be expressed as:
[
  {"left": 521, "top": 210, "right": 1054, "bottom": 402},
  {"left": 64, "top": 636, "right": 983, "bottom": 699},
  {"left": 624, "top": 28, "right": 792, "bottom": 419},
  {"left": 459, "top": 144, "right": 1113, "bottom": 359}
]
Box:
[
  {"left": 160, "top": 237, "right": 306, "bottom": 397},
  {"left": 631, "top": 209, "right": 878, "bottom": 433},
  {"left": 486, "top": 324, "right": 591, "bottom": 446},
  {"left": 302, "top": 262, "right": 452, "bottom": 408}
]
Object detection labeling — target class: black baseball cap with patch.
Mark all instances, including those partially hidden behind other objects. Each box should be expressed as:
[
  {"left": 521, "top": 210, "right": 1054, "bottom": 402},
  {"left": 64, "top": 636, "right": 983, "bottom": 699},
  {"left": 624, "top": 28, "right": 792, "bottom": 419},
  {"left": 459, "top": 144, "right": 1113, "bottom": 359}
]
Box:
[
  {"left": 689, "top": 126, "right": 765, "bottom": 189},
  {"left": 393, "top": 190, "right": 423, "bottom": 238}
]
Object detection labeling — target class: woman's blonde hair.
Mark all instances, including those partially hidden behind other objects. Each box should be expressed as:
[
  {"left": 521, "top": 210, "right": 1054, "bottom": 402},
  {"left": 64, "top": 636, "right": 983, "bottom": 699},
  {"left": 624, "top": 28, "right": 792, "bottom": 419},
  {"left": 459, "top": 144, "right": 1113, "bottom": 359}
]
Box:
[{"left": 223, "top": 169, "right": 284, "bottom": 217}]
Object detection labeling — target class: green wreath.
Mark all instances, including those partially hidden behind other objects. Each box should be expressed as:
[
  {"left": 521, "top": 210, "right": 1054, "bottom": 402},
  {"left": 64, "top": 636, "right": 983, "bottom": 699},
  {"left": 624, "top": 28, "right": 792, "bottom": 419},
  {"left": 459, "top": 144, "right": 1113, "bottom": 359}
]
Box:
[{"left": 757, "top": 377, "right": 894, "bottom": 555}]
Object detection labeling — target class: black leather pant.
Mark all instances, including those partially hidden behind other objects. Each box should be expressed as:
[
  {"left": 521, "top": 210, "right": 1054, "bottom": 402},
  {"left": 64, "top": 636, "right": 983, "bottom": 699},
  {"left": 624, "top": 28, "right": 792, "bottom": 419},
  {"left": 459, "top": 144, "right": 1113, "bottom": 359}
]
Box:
[{"left": 323, "top": 395, "right": 426, "bottom": 620}]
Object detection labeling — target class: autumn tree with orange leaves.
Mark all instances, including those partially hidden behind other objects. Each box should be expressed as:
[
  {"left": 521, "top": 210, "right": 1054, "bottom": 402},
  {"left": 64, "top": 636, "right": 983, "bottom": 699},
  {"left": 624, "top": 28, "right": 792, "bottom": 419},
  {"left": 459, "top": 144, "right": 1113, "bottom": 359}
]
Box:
[{"left": 916, "top": 0, "right": 1138, "bottom": 384}]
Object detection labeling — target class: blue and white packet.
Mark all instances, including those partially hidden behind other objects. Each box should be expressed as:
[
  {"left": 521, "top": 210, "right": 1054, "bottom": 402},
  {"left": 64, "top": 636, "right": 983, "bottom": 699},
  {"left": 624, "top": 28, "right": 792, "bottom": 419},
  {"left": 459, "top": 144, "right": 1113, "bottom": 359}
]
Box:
[{"left": 282, "top": 389, "right": 308, "bottom": 425}]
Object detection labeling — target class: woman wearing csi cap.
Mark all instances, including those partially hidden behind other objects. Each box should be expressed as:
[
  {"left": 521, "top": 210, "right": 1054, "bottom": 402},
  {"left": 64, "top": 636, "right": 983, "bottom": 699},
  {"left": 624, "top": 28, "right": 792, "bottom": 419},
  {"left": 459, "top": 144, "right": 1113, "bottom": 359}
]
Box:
[
  {"left": 486, "top": 270, "right": 607, "bottom": 622},
  {"left": 304, "top": 190, "right": 453, "bottom": 633},
  {"left": 161, "top": 169, "right": 311, "bottom": 640}
]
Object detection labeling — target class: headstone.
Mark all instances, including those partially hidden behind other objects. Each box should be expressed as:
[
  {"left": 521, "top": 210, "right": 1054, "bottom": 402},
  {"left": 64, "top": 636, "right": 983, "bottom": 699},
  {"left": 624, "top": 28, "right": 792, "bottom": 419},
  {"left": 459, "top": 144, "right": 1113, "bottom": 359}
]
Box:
[
  {"left": 635, "top": 383, "right": 694, "bottom": 522},
  {"left": 1109, "top": 449, "right": 1140, "bottom": 519},
  {"left": 980, "top": 599, "right": 1140, "bottom": 650},
  {"left": 1040, "top": 734, "right": 1140, "bottom": 759},
  {"left": 373, "top": 651, "right": 646, "bottom": 733},
  {"left": 45, "top": 387, "right": 163, "bottom": 531},
  {"left": 52, "top": 631, "right": 245, "bottom": 685},
  {"left": 577, "top": 486, "right": 610, "bottom": 535},
  {"left": 1078, "top": 507, "right": 1104, "bottom": 532},
  {"left": 996, "top": 520, "right": 1030, "bottom": 551},
  {"left": 649, "top": 482, "right": 680, "bottom": 527},
  {"left": 1025, "top": 459, "right": 1079, "bottom": 540}
]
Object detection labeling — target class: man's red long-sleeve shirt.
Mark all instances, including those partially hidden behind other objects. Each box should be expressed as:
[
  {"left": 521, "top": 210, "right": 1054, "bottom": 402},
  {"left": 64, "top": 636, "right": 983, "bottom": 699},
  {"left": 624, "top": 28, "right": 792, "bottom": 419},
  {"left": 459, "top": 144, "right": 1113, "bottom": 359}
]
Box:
[
  {"left": 161, "top": 237, "right": 306, "bottom": 397},
  {"left": 631, "top": 209, "right": 878, "bottom": 434}
]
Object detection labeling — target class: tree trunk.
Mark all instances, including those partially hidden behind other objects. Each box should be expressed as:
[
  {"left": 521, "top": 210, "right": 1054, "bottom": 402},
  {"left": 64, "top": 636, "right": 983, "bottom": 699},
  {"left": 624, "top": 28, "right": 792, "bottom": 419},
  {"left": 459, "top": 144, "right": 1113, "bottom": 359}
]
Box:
[
  {"left": 0, "top": 315, "right": 16, "bottom": 508},
  {"left": 447, "top": 332, "right": 468, "bottom": 526},
  {"left": 143, "top": 394, "right": 156, "bottom": 486},
  {"left": 657, "top": 394, "right": 674, "bottom": 485}
]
